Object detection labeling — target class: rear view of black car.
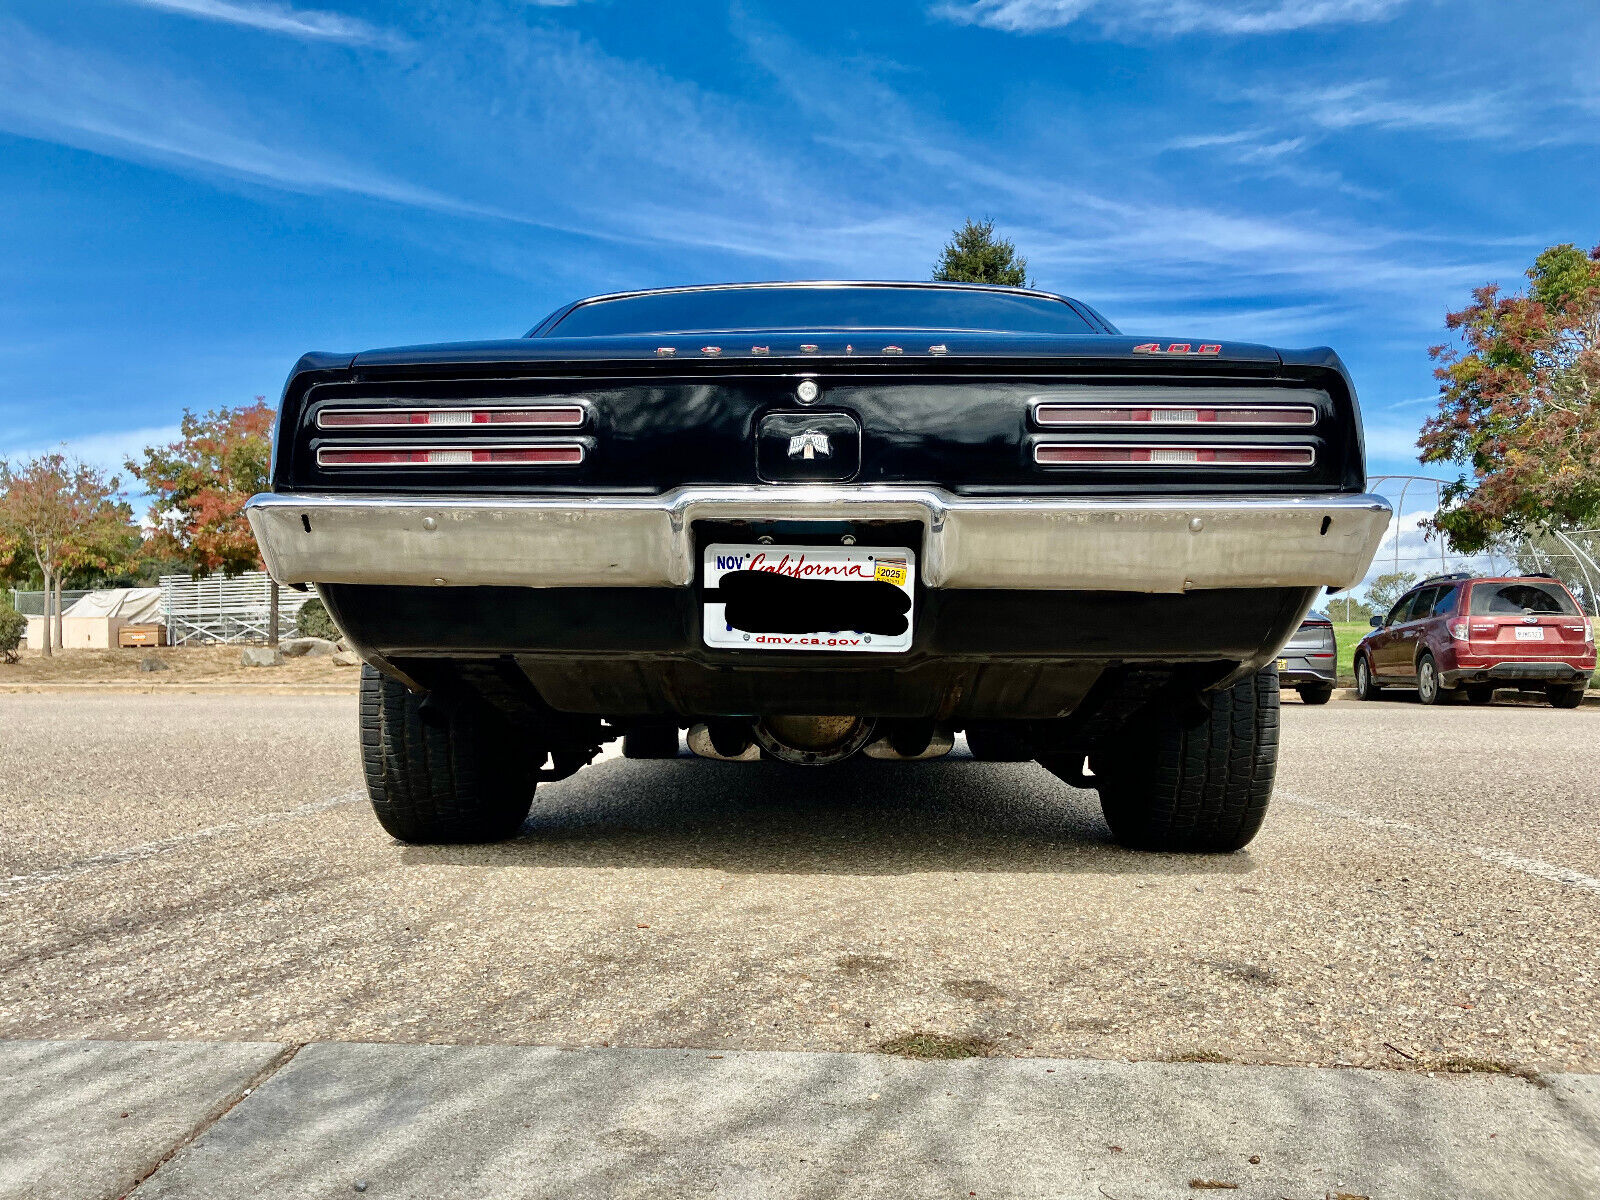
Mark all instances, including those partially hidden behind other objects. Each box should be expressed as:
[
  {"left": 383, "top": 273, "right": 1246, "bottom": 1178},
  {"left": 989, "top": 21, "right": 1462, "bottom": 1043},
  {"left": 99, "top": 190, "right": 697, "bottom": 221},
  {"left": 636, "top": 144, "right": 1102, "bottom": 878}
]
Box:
[
  {"left": 1279, "top": 610, "right": 1337, "bottom": 704},
  {"left": 247, "top": 281, "right": 1391, "bottom": 853}
]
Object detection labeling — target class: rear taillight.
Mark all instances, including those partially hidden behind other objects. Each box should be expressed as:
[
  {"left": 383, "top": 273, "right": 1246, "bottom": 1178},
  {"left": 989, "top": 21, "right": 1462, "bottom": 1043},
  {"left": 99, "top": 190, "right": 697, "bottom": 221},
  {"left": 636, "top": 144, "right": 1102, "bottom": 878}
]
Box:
[
  {"left": 1033, "top": 443, "right": 1314, "bottom": 467},
  {"left": 318, "top": 405, "right": 585, "bottom": 429},
  {"left": 1449, "top": 621, "right": 1468, "bottom": 641},
  {"left": 1034, "top": 403, "right": 1316, "bottom": 427},
  {"left": 317, "top": 444, "right": 585, "bottom": 467}
]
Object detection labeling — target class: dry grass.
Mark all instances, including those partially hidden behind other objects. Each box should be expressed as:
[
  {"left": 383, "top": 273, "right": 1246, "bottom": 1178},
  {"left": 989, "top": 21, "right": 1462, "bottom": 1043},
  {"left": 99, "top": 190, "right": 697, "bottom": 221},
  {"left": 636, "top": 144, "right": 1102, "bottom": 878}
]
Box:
[
  {"left": 876, "top": 1032, "right": 995, "bottom": 1060},
  {"left": 0, "top": 645, "right": 357, "bottom": 689}
]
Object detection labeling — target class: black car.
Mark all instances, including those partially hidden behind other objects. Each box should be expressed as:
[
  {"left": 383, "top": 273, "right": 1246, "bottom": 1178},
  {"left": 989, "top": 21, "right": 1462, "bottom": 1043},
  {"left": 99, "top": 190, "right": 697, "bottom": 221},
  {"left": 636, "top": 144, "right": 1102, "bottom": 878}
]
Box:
[
  {"left": 1279, "top": 610, "right": 1337, "bottom": 704},
  {"left": 247, "top": 281, "right": 1389, "bottom": 852}
]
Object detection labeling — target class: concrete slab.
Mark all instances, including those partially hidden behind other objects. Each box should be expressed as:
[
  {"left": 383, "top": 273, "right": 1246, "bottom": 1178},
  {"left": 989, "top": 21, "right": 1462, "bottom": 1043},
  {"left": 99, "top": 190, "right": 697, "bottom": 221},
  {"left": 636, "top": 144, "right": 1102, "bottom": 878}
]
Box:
[
  {"left": 134, "top": 1042, "right": 1600, "bottom": 1199},
  {"left": 0, "top": 1039, "right": 289, "bottom": 1200}
]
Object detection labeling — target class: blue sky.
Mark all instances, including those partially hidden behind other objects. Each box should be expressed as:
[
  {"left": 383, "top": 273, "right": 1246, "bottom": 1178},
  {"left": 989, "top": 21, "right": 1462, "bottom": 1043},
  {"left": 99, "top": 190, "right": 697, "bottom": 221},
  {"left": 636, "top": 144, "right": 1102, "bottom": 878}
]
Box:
[{"left": 2, "top": 0, "right": 1596, "bottom": 581}]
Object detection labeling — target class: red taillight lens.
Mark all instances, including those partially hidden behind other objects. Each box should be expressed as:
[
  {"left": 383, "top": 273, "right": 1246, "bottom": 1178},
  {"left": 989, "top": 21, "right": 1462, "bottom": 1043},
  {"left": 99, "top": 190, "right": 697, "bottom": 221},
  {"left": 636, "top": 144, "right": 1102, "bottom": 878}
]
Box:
[
  {"left": 1033, "top": 404, "right": 1316, "bottom": 427},
  {"left": 1034, "top": 443, "right": 1314, "bottom": 467},
  {"left": 317, "top": 444, "right": 585, "bottom": 467},
  {"left": 317, "top": 406, "right": 585, "bottom": 429}
]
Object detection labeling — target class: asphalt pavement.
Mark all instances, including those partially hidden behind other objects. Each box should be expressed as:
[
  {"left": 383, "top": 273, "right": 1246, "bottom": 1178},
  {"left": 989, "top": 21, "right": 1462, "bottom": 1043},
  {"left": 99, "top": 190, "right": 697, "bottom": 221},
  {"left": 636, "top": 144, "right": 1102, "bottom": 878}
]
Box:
[{"left": 2, "top": 690, "right": 1599, "bottom": 1196}]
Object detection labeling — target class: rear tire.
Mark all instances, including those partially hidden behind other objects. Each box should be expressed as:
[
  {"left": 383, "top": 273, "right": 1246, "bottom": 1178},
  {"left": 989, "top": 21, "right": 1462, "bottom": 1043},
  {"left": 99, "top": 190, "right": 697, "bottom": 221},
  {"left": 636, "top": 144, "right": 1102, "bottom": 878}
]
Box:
[
  {"left": 1355, "top": 656, "right": 1381, "bottom": 700},
  {"left": 1549, "top": 684, "right": 1586, "bottom": 709},
  {"left": 360, "top": 665, "right": 537, "bottom": 844},
  {"left": 1297, "top": 682, "right": 1334, "bottom": 705},
  {"left": 1092, "top": 668, "right": 1279, "bottom": 853},
  {"left": 1416, "top": 653, "right": 1445, "bottom": 705}
]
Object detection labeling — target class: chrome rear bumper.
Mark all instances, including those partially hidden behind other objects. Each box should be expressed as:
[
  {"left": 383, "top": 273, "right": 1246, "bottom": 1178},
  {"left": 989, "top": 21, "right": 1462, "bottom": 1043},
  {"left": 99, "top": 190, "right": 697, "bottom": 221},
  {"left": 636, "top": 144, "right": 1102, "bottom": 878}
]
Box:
[{"left": 246, "top": 488, "right": 1390, "bottom": 594}]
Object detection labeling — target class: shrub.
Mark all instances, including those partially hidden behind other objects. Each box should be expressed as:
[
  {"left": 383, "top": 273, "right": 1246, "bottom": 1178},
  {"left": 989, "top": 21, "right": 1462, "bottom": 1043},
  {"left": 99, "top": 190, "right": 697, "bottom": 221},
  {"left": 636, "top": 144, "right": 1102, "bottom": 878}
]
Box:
[
  {"left": 295, "top": 595, "right": 340, "bottom": 641},
  {"left": 0, "top": 597, "right": 24, "bottom": 664}
]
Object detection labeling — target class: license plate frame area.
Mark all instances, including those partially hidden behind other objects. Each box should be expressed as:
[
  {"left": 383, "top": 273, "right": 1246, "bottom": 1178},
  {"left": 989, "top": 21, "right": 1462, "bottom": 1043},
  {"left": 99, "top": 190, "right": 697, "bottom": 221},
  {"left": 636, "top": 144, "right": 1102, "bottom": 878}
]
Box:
[{"left": 702, "top": 541, "right": 917, "bottom": 653}]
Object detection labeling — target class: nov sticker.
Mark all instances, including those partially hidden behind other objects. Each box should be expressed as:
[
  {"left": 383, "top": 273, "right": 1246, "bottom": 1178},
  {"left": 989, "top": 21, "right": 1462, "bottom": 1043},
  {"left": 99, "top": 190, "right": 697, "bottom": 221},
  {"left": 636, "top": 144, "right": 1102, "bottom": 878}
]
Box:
[{"left": 874, "top": 556, "right": 909, "bottom": 587}]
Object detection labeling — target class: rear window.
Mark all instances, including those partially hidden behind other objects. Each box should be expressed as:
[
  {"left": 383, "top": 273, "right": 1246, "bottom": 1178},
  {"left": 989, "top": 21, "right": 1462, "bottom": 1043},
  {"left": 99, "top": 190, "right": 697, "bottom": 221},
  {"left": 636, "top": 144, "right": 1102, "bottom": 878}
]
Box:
[
  {"left": 1469, "top": 581, "right": 1577, "bottom": 616},
  {"left": 543, "top": 285, "right": 1099, "bottom": 337}
]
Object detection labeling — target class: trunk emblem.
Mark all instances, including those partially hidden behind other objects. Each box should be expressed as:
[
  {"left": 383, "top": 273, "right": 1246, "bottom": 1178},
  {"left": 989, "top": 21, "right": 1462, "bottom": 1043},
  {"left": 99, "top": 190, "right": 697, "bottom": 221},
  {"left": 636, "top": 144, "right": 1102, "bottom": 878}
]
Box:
[{"left": 788, "top": 431, "right": 833, "bottom": 461}]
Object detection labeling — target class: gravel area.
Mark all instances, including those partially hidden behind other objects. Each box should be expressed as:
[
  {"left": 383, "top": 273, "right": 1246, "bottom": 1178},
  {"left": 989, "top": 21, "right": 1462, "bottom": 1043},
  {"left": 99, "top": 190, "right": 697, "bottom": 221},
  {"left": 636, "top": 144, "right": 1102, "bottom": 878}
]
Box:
[{"left": 1, "top": 692, "right": 1596, "bottom": 1073}]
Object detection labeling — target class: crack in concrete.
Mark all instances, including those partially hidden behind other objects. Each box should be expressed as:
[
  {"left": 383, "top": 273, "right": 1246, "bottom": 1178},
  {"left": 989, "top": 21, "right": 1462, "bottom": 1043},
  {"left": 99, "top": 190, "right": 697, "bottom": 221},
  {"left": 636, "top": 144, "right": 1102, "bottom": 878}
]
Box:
[{"left": 119, "top": 1042, "right": 304, "bottom": 1199}]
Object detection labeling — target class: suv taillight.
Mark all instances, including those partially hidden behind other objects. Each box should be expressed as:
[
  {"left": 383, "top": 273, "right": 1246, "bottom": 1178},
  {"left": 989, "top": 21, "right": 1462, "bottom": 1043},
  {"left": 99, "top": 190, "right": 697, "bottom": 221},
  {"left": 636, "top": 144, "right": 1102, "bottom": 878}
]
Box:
[{"left": 1449, "top": 621, "right": 1468, "bottom": 641}]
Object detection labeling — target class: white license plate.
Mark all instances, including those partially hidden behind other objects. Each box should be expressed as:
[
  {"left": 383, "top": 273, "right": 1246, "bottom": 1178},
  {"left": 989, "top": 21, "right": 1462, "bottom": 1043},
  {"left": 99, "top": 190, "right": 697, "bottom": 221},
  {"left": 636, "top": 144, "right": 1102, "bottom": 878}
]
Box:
[
  {"left": 1514, "top": 626, "right": 1546, "bottom": 641},
  {"left": 702, "top": 543, "right": 915, "bottom": 653}
]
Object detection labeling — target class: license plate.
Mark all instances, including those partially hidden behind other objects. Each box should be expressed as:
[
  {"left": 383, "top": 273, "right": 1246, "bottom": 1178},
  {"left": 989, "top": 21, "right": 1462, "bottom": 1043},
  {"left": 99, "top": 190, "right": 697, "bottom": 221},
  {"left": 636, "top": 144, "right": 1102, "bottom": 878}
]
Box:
[
  {"left": 1277, "top": 658, "right": 1289, "bottom": 671},
  {"left": 1514, "top": 627, "right": 1545, "bottom": 641},
  {"left": 702, "top": 543, "right": 915, "bottom": 653}
]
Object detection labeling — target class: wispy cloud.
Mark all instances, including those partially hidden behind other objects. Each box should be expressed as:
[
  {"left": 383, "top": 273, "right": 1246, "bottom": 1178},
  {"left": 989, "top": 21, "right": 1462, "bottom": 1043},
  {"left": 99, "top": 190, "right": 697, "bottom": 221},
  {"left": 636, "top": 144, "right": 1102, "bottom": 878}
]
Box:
[
  {"left": 0, "top": 424, "right": 181, "bottom": 481},
  {"left": 1258, "top": 80, "right": 1509, "bottom": 136},
  {"left": 119, "top": 0, "right": 401, "bottom": 47},
  {"left": 934, "top": 0, "right": 1410, "bottom": 37},
  {"left": 0, "top": 7, "right": 1527, "bottom": 346}
]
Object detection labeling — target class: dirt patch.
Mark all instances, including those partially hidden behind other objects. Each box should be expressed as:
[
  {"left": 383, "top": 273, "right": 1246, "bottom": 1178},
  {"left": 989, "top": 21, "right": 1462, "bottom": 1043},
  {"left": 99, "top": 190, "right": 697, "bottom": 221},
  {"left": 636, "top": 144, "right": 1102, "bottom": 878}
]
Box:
[
  {"left": 0, "top": 646, "right": 356, "bottom": 690},
  {"left": 942, "top": 978, "right": 1007, "bottom": 1002}
]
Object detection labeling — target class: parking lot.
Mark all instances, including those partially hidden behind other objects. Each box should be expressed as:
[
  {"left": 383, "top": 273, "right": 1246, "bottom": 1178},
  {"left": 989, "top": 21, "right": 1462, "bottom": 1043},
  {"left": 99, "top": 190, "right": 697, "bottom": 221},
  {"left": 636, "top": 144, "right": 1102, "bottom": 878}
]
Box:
[{"left": 3, "top": 689, "right": 1597, "bottom": 1073}]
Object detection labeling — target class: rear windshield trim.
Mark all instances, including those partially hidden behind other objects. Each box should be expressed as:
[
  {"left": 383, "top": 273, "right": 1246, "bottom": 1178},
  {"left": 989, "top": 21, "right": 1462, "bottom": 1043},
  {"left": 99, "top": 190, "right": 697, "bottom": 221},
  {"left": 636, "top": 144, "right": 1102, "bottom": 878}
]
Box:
[{"left": 536, "top": 284, "right": 1105, "bottom": 339}]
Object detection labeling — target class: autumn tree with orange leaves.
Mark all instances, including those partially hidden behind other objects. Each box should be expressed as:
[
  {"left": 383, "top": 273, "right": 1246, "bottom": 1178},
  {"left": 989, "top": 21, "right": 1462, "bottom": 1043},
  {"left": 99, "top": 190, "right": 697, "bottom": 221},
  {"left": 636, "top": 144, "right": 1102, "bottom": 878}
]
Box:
[
  {"left": 127, "top": 399, "right": 281, "bottom": 642},
  {"left": 1420, "top": 243, "right": 1600, "bottom": 552}
]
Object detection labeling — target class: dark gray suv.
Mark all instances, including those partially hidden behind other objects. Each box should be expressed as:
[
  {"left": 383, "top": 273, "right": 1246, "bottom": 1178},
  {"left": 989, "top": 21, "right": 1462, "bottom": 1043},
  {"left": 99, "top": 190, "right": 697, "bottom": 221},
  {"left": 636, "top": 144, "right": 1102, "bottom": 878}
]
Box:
[{"left": 1279, "top": 610, "right": 1337, "bottom": 704}]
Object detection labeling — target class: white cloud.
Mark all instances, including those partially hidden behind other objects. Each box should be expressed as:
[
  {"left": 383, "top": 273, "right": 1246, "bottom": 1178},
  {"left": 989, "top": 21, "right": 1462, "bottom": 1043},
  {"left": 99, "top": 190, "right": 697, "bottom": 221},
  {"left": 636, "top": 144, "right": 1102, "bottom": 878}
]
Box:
[
  {"left": 119, "top": 0, "right": 399, "bottom": 46},
  {"left": 1257, "top": 80, "right": 1509, "bottom": 137},
  {"left": 0, "top": 424, "right": 181, "bottom": 482},
  {"left": 934, "top": 0, "right": 1410, "bottom": 37}
]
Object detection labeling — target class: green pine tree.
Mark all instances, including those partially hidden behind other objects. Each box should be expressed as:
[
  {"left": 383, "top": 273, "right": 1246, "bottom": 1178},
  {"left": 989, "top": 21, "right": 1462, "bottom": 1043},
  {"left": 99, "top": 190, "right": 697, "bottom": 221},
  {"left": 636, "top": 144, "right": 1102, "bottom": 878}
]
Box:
[{"left": 932, "top": 218, "right": 1032, "bottom": 287}]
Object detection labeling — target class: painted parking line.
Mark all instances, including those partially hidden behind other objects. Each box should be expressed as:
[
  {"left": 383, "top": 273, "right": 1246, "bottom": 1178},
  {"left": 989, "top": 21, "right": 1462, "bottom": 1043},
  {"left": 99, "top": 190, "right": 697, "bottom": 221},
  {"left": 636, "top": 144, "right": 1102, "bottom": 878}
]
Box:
[{"left": 1283, "top": 790, "right": 1600, "bottom": 897}]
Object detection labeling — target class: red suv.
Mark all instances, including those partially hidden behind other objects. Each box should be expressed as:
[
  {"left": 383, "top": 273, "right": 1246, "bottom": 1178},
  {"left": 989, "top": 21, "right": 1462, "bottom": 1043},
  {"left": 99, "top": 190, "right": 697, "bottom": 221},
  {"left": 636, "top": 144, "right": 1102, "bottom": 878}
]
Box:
[{"left": 1355, "top": 573, "right": 1595, "bottom": 707}]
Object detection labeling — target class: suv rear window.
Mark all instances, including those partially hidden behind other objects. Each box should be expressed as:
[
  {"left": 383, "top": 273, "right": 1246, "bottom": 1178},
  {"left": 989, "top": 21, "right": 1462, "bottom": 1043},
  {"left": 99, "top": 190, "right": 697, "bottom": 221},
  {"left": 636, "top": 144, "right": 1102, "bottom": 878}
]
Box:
[{"left": 1469, "top": 581, "right": 1577, "bottom": 616}]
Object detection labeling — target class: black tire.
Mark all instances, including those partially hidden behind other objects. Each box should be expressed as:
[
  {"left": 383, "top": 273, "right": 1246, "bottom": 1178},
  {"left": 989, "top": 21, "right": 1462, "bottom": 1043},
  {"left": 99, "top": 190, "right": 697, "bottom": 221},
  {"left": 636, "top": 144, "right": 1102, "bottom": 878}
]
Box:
[
  {"left": 1092, "top": 668, "right": 1279, "bottom": 853},
  {"left": 622, "top": 724, "right": 680, "bottom": 758},
  {"left": 1549, "top": 684, "right": 1586, "bottom": 709},
  {"left": 359, "top": 665, "right": 537, "bottom": 843},
  {"left": 1465, "top": 685, "right": 1495, "bottom": 705},
  {"left": 1355, "top": 655, "right": 1381, "bottom": 700},
  {"left": 1297, "top": 682, "right": 1334, "bottom": 705},
  {"left": 1416, "top": 653, "right": 1446, "bottom": 705}
]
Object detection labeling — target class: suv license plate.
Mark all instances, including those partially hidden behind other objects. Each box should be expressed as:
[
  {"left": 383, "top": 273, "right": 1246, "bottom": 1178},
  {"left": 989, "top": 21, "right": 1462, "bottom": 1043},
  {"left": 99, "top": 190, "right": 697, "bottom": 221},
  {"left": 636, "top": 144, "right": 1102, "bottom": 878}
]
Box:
[
  {"left": 1515, "top": 626, "right": 1545, "bottom": 641},
  {"left": 702, "top": 543, "right": 915, "bottom": 653}
]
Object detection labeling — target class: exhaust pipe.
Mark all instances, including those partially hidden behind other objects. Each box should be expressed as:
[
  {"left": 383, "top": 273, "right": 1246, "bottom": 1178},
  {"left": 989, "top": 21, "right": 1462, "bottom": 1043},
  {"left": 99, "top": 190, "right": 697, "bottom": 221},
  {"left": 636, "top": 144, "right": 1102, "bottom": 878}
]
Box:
[
  {"left": 686, "top": 722, "right": 760, "bottom": 762},
  {"left": 863, "top": 723, "right": 954, "bottom": 761}
]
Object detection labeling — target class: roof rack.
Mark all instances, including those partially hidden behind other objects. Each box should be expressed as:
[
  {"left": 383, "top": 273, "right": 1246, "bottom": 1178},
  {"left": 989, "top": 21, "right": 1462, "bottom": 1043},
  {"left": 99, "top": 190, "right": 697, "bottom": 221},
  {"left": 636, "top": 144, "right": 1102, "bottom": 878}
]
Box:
[
  {"left": 1519, "top": 572, "right": 1559, "bottom": 580},
  {"left": 1421, "top": 571, "right": 1473, "bottom": 585}
]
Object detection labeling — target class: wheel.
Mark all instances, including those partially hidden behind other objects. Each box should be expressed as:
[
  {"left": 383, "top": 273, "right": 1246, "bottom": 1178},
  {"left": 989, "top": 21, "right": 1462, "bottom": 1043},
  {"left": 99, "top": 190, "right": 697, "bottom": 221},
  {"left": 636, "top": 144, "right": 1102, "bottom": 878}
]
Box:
[
  {"left": 1355, "top": 655, "right": 1381, "bottom": 700},
  {"left": 1297, "top": 682, "right": 1334, "bottom": 705},
  {"left": 359, "top": 665, "right": 537, "bottom": 843},
  {"left": 1091, "top": 668, "right": 1279, "bottom": 853},
  {"left": 964, "top": 723, "right": 1033, "bottom": 761},
  {"left": 622, "top": 724, "right": 680, "bottom": 758},
  {"left": 1549, "top": 685, "right": 1586, "bottom": 709},
  {"left": 1416, "top": 653, "right": 1446, "bottom": 705},
  {"left": 1465, "top": 685, "right": 1494, "bottom": 705}
]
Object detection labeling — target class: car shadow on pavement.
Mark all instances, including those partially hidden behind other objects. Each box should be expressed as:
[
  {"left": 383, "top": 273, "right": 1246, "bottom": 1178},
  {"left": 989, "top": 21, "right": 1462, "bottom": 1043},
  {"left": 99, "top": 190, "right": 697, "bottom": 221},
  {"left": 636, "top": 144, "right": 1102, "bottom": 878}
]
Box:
[{"left": 398, "top": 753, "right": 1253, "bottom": 877}]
